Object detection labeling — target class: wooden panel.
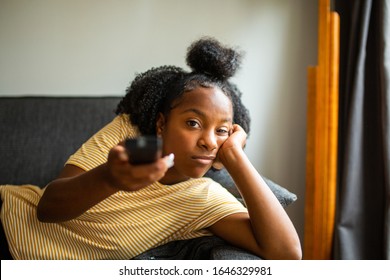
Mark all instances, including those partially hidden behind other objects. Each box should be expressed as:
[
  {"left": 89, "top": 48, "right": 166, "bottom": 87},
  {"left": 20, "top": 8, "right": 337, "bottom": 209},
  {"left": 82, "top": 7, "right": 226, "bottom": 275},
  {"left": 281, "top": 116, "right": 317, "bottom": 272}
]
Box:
[
  {"left": 304, "top": 66, "right": 318, "bottom": 258},
  {"left": 326, "top": 11, "right": 339, "bottom": 255},
  {"left": 303, "top": 0, "right": 339, "bottom": 260}
]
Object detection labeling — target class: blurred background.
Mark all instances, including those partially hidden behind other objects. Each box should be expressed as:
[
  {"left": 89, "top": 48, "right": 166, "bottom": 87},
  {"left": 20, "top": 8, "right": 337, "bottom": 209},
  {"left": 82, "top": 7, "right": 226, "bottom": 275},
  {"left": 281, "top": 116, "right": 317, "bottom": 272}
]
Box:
[{"left": 0, "top": 0, "right": 318, "bottom": 246}]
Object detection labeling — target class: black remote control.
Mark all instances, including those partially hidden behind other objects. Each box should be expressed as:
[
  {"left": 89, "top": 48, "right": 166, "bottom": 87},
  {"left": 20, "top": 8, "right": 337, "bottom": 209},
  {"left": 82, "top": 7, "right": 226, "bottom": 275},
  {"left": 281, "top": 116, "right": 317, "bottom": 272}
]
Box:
[{"left": 125, "top": 136, "right": 162, "bottom": 164}]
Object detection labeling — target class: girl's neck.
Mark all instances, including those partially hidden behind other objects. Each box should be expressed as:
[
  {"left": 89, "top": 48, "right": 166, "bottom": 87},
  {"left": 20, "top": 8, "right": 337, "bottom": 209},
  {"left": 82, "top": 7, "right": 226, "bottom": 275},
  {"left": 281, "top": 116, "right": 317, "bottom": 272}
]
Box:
[{"left": 158, "top": 170, "right": 191, "bottom": 185}]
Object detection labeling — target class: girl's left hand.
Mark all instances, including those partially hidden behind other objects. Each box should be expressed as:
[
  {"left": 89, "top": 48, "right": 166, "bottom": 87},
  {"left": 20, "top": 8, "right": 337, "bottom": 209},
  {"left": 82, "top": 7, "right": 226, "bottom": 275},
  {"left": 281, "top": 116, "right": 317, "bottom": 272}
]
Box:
[{"left": 213, "top": 124, "right": 247, "bottom": 169}]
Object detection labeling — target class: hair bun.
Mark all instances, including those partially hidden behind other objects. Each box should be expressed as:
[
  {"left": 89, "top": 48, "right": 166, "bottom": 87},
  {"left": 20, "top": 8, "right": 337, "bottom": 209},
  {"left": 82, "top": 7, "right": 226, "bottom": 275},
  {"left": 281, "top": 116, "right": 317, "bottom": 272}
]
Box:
[{"left": 186, "top": 37, "right": 243, "bottom": 80}]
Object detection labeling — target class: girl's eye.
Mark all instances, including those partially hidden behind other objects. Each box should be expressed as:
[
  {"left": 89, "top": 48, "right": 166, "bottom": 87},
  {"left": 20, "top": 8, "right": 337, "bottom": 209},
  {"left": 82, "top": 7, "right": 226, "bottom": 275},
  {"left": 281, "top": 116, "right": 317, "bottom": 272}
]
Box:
[
  {"left": 187, "top": 120, "right": 200, "bottom": 128},
  {"left": 217, "top": 128, "right": 229, "bottom": 135}
]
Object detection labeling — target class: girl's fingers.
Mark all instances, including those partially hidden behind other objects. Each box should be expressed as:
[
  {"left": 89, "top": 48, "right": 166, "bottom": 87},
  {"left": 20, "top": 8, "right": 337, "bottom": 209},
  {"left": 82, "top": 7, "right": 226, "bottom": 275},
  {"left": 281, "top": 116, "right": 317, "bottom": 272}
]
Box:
[
  {"left": 109, "top": 145, "right": 129, "bottom": 163},
  {"left": 164, "top": 153, "right": 175, "bottom": 169}
]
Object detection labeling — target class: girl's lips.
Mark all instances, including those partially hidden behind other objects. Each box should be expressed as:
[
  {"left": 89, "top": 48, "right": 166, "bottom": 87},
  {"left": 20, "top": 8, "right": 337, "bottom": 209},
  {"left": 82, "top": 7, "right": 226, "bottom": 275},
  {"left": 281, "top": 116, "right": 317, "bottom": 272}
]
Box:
[{"left": 191, "top": 155, "right": 215, "bottom": 165}]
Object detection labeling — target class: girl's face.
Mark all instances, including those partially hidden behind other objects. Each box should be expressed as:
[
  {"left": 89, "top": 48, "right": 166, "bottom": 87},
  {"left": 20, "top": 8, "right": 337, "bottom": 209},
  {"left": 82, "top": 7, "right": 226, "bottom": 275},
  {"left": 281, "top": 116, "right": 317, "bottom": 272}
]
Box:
[{"left": 157, "top": 86, "right": 233, "bottom": 185}]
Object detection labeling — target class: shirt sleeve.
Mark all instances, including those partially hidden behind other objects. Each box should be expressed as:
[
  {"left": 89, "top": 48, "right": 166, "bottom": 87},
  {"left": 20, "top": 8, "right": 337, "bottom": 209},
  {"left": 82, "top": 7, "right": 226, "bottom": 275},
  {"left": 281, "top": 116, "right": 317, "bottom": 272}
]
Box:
[
  {"left": 66, "top": 114, "right": 139, "bottom": 171},
  {"left": 180, "top": 180, "right": 248, "bottom": 238}
]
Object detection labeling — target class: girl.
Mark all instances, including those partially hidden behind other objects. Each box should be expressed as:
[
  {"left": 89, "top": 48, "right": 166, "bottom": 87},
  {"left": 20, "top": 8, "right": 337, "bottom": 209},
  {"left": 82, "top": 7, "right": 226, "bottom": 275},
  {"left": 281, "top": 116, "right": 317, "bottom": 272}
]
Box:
[{"left": 0, "top": 37, "right": 301, "bottom": 260}]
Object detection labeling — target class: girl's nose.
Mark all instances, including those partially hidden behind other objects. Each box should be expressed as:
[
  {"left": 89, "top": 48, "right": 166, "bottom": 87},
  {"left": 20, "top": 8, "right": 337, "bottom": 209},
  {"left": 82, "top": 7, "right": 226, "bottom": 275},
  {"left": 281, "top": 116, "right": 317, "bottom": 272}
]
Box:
[{"left": 199, "top": 131, "right": 217, "bottom": 151}]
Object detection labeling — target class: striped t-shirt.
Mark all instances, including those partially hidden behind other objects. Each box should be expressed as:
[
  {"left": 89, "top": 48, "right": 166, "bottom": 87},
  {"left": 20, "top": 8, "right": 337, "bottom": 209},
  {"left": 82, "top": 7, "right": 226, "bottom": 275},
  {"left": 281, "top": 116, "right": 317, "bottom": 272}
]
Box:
[{"left": 0, "top": 114, "right": 247, "bottom": 260}]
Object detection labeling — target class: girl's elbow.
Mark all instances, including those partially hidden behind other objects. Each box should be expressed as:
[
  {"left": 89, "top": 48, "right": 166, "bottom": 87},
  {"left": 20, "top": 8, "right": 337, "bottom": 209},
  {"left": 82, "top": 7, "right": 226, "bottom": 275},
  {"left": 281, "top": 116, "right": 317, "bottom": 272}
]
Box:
[
  {"left": 276, "top": 239, "right": 302, "bottom": 260},
  {"left": 260, "top": 242, "right": 302, "bottom": 260},
  {"left": 285, "top": 245, "right": 303, "bottom": 260},
  {"left": 36, "top": 201, "right": 51, "bottom": 223},
  {"left": 36, "top": 199, "right": 64, "bottom": 223},
  {"left": 279, "top": 243, "right": 303, "bottom": 260}
]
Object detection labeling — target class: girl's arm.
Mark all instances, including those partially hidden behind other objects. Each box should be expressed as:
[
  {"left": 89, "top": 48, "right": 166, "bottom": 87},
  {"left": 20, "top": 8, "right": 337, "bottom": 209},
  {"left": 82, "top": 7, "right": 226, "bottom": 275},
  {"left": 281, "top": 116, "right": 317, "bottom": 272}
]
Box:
[
  {"left": 37, "top": 145, "right": 172, "bottom": 223},
  {"left": 209, "top": 125, "right": 302, "bottom": 260}
]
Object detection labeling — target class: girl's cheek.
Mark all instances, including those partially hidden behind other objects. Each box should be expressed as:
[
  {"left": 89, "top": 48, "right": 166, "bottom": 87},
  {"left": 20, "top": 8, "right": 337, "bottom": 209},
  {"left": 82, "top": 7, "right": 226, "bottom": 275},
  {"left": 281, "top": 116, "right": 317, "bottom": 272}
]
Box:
[{"left": 217, "top": 137, "right": 228, "bottom": 147}]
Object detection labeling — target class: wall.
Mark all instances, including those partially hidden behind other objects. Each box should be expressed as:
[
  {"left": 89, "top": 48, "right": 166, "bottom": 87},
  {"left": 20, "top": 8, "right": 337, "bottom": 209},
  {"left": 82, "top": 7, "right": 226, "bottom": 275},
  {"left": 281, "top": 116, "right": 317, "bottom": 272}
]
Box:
[{"left": 0, "top": 0, "right": 318, "bottom": 247}]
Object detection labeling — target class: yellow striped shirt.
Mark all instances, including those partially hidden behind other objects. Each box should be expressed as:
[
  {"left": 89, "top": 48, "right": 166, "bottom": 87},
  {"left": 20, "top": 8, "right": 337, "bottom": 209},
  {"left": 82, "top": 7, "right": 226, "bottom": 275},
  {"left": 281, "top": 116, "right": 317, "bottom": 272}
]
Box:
[{"left": 0, "top": 114, "right": 247, "bottom": 259}]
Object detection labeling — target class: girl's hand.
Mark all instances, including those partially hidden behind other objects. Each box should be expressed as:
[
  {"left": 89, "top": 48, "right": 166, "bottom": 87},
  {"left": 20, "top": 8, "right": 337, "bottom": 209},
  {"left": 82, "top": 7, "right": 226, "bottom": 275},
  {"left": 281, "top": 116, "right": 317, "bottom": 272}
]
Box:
[
  {"left": 223, "top": 124, "right": 247, "bottom": 150},
  {"left": 105, "top": 144, "right": 174, "bottom": 192},
  {"left": 213, "top": 124, "right": 247, "bottom": 168}
]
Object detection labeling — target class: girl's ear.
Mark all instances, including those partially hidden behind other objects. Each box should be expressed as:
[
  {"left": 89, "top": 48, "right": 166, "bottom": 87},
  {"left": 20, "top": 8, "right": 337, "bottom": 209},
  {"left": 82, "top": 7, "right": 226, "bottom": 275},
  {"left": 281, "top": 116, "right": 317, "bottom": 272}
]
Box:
[{"left": 156, "top": 113, "right": 165, "bottom": 136}]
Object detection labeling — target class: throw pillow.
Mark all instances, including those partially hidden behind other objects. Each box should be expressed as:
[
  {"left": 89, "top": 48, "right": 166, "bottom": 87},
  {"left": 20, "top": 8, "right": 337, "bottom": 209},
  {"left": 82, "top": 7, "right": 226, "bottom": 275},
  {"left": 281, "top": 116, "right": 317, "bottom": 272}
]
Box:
[{"left": 205, "top": 168, "right": 297, "bottom": 208}]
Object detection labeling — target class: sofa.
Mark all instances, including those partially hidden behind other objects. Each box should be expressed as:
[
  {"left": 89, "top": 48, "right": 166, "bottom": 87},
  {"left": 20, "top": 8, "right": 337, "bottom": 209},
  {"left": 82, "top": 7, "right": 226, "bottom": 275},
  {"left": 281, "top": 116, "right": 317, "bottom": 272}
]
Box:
[{"left": 0, "top": 96, "right": 297, "bottom": 260}]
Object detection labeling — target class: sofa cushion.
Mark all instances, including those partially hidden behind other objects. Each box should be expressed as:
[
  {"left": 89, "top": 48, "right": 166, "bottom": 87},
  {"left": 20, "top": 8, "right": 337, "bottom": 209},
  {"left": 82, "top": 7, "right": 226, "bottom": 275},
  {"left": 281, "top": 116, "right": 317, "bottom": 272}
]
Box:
[
  {"left": 0, "top": 97, "right": 120, "bottom": 187},
  {"left": 205, "top": 168, "right": 297, "bottom": 208},
  {"left": 132, "top": 236, "right": 261, "bottom": 260}
]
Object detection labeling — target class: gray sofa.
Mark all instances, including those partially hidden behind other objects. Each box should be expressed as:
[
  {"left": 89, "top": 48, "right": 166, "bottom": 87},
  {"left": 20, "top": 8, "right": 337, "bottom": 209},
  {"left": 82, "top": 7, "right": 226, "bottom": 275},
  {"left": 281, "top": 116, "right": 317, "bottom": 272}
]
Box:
[{"left": 0, "top": 96, "right": 297, "bottom": 260}]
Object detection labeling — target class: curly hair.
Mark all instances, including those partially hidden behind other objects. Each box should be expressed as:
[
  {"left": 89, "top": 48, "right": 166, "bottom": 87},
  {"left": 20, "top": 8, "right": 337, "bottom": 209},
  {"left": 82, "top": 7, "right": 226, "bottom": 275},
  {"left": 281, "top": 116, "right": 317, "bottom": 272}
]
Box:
[{"left": 115, "top": 37, "right": 251, "bottom": 136}]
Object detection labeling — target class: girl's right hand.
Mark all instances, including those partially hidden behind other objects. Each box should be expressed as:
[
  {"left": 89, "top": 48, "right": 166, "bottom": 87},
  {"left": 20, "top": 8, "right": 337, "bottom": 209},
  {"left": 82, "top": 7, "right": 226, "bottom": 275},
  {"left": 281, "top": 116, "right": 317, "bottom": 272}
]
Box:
[{"left": 105, "top": 144, "right": 174, "bottom": 192}]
